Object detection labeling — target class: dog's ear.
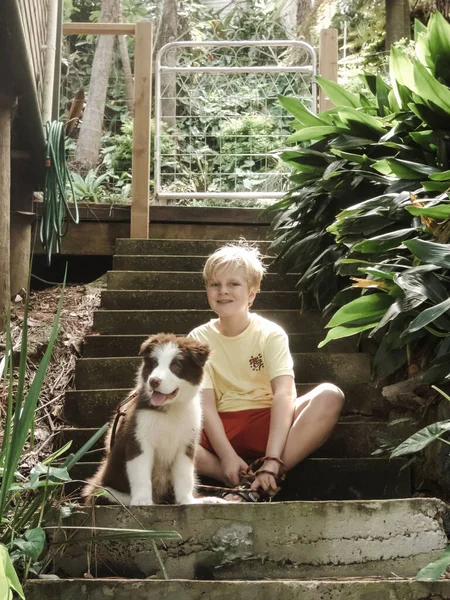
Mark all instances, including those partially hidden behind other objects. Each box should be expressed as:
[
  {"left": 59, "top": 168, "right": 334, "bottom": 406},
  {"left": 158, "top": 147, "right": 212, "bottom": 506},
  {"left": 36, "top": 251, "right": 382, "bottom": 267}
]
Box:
[
  {"left": 185, "top": 341, "right": 210, "bottom": 367},
  {"left": 139, "top": 336, "right": 159, "bottom": 356}
]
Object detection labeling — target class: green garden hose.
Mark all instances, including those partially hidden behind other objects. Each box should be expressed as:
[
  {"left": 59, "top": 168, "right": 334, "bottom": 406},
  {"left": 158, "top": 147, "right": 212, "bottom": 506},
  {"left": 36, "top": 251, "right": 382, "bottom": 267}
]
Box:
[{"left": 41, "top": 121, "right": 79, "bottom": 265}]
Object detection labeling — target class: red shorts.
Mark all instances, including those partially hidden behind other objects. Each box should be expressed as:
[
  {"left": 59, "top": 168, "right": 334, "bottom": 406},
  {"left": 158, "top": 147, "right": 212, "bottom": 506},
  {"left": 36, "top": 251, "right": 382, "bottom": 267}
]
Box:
[{"left": 200, "top": 408, "right": 271, "bottom": 459}]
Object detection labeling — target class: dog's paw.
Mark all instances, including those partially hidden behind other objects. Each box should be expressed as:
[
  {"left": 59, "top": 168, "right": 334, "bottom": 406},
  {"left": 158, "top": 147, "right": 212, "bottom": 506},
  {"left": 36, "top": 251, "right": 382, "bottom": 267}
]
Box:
[{"left": 130, "top": 493, "right": 153, "bottom": 506}]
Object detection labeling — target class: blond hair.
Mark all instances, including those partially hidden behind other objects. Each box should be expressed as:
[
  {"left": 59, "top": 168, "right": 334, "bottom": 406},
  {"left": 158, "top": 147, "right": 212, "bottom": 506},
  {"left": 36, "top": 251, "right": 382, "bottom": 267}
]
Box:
[{"left": 203, "top": 244, "right": 266, "bottom": 291}]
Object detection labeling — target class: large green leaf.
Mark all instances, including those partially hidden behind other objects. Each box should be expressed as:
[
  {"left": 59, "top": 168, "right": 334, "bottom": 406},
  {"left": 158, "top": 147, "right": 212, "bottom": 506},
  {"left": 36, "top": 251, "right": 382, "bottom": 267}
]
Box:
[
  {"left": 389, "top": 47, "right": 415, "bottom": 108},
  {"left": 351, "top": 229, "right": 417, "bottom": 254},
  {"left": 416, "top": 31, "right": 434, "bottom": 71},
  {"left": 318, "top": 322, "right": 378, "bottom": 348},
  {"left": 428, "top": 11, "right": 450, "bottom": 83},
  {"left": 404, "top": 239, "right": 450, "bottom": 269},
  {"left": 409, "top": 130, "right": 439, "bottom": 150},
  {"left": 402, "top": 297, "right": 450, "bottom": 336},
  {"left": 414, "top": 18, "right": 427, "bottom": 40},
  {"left": 287, "top": 126, "right": 339, "bottom": 143},
  {"left": 429, "top": 169, "right": 450, "bottom": 181},
  {"left": 326, "top": 293, "right": 393, "bottom": 328},
  {"left": 0, "top": 545, "right": 24, "bottom": 600},
  {"left": 416, "top": 544, "right": 450, "bottom": 581},
  {"left": 316, "top": 76, "right": 361, "bottom": 108},
  {"left": 278, "top": 96, "right": 327, "bottom": 127},
  {"left": 414, "top": 59, "right": 450, "bottom": 114},
  {"left": 372, "top": 158, "right": 439, "bottom": 179},
  {"left": 422, "top": 181, "right": 450, "bottom": 193},
  {"left": 337, "top": 108, "right": 386, "bottom": 134},
  {"left": 391, "top": 420, "right": 450, "bottom": 457},
  {"left": 406, "top": 205, "right": 450, "bottom": 219},
  {"left": 12, "top": 528, "right": 45, "bottom": 561}
]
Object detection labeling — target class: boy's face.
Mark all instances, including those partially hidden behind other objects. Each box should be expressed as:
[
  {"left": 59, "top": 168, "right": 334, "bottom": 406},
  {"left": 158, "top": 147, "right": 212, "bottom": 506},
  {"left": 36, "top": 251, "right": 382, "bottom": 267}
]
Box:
[{"left": 206, "top": 267, "right": 257, "bottom": 319}]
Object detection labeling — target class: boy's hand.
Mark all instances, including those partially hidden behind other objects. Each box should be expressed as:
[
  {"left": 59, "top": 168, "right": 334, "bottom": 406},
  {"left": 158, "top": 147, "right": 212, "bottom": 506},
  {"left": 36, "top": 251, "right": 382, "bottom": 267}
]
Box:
[
  {"left": 220, "top": 453, "right": 248, "bottom": 487},
  {"left": 250, "top": 459, "right": 281, "bottom": 497}
]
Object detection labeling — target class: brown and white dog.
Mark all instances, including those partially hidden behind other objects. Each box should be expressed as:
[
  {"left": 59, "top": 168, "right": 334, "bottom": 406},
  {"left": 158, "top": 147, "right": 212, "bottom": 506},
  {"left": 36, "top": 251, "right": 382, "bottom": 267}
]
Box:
[{"left": 82, "top": 333, "right": 215, "bottom": 506}]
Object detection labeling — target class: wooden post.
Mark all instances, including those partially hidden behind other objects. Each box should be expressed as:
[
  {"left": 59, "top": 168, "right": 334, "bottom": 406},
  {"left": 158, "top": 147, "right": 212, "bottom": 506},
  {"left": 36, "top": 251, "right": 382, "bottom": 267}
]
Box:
[
  {"left": 10, "top": 211, "right": 32, "bottom": 296},
  {"left": 131, "top": 21, "right": 152, "bottom": 239},
  {"left": 0, "top": 93, "right": 13, "bottom": 329},
  {"left": 319, "top": 29, "right": 338, "bottom": 113}
]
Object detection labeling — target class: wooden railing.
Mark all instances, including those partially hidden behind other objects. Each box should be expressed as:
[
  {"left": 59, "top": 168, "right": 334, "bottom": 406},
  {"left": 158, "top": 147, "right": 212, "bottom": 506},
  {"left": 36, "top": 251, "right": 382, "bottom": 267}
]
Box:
[{"left": 17, "top": 0, "right": 49, "bottom": 113}]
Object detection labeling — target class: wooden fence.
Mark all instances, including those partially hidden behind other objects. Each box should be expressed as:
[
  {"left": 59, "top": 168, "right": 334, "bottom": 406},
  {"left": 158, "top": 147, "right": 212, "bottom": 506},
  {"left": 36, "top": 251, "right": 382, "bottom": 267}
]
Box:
[{"left": 17, "top": 0, "right": 49, "bottom": 113}]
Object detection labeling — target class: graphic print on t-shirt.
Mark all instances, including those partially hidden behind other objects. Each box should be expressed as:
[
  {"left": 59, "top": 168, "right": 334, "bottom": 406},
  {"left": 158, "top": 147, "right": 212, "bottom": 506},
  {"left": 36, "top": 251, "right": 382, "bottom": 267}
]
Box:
[{"left": 249, "top": 353, "right": 264, "bottom": 371}]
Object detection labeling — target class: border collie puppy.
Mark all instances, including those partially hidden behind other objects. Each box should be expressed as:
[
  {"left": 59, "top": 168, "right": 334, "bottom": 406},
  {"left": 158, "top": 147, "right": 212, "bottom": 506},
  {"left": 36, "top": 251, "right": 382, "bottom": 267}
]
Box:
[{"left": 82, "top": 334, "right": 211, "bottom": 506}]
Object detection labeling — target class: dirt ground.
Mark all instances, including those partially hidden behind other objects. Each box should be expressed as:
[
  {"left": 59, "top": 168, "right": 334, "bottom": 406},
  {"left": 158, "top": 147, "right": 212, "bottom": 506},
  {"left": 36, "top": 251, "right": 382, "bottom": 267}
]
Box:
[{"left": 0, "top": 281, "right": 101, "bottom": 471}]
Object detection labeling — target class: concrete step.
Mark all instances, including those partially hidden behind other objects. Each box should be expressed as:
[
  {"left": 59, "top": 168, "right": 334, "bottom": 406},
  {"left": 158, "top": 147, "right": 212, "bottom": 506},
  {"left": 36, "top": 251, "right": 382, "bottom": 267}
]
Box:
[
  {"left": 43, "top": 499, "right": 446, "bottom": 579},
  {"left": 82, "top": 332, "right": 358, "bottom": 357},
  {"left": 68, "top": 457, "right": 410, "bottom": 501},
  {"left": 64, "top": 382, "right": 386, "bottom": 427},
  {"left": 107, "top": 271, "right": 298, "bottom": 291},
  {"left": 115, "top": 238, "right": 272, "bottom": 256},
  {"left": 100, "top": 290, "right": 303, "bottom": 311},
  {"left": 58, "top": 420, "right": 414, "bottom": 459},
  {"left": 74, "top": 353, "right": 371, "bottom": 390},
  {"left": 113, "top": 255, "right": 279, "bottom": 272},
  {"left": 92, "top": 309, "right": 324, "bottom": 335},
  {"left": 23, "top": 579, "right": 450, "bottom": 600}
]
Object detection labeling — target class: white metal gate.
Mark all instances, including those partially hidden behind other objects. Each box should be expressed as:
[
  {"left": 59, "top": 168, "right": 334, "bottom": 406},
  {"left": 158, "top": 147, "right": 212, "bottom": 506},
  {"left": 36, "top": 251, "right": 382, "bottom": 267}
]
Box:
[{"left": 154, "top": 40, "right": 317, "bottom": 202}]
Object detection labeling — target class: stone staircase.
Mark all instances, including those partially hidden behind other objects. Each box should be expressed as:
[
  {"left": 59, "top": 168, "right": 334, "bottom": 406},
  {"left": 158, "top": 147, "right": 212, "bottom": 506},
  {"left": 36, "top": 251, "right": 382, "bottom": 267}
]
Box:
[{"left": 26, "top": 217, "right": 450, "bottom": 598}]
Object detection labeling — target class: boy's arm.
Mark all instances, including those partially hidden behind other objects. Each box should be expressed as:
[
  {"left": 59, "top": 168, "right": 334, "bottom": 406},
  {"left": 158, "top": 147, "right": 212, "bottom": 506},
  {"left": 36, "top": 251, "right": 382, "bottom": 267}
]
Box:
[
  {"left": 202, "top": 389, "right": 248, "bottom": 486},
  {"left": 251, "top": 374, "right": 296, "bottom": 496}
]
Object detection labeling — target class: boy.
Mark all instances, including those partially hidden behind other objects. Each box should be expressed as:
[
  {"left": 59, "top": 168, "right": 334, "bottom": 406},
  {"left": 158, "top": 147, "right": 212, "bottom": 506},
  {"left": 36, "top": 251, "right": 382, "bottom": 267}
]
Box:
[{"left": 189, "top": 245, "right": 344, "bottom": 500}]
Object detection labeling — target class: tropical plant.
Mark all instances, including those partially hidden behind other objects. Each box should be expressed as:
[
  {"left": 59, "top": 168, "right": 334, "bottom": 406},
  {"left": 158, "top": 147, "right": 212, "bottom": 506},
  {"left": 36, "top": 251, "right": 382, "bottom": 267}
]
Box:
[
  {"left": 70, "top": 168, "right": 110, "bottom": 201},
  {"left": 268, "top": 12, "right": 450, "bottom": 388},
  {"left": 390, "top": 385, "right": 450, "bottom": 581}
]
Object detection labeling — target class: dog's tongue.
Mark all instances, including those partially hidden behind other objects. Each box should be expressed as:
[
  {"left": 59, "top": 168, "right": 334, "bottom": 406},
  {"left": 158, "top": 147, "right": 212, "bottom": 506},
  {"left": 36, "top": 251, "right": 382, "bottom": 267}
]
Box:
[{"left": 151, "top": 391, "right": 167, "bottom": 406}]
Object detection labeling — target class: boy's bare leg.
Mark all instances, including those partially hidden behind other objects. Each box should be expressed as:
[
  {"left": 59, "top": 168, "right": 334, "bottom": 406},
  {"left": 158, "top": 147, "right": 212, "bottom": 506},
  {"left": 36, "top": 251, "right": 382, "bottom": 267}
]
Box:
[
  {"left": 282, "top": 383, "right": 344, "bottom": 470},
  {"left": 195, "top": 445, "right": 226, "bottom": 483}
]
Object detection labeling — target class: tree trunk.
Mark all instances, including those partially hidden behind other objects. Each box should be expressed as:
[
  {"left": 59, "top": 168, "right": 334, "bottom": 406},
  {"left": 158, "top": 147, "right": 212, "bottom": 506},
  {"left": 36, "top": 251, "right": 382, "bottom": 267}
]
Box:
[
  {"left": 385, "top": 0, "right": 410, "bottom": 50},
  {"left": 0, "top": 93, "right": 13, "bottom": 330},
  {"left": 154, "top": 0, "right": 178, "bottom": 130},
  {"left": 116, "top": 0, "right": 134, "bottom": 116},
  {"left": 74, "top": 0, "right": 118, "bottom": 170},
  {"left": 297, "top": 0, "right": 314, "bottom": 41}
]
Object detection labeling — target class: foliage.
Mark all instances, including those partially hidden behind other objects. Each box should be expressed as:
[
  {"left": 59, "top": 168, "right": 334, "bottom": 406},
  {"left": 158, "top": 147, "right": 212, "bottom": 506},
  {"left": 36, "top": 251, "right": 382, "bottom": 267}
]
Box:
[
  {"left": 390, "top": 385, "right": 450, "bottom": 581},
  {"left": 0, "top": 545, "right": 25, "bottom": 600},
  {"left": 215, "top": 115, "right": 282, "bottom": 189},
  {"left": 70, "top": 168, "right": 110, "bottom": 202},
  {"left": 105, "top": 119, "right": 173, "bottom": 177},
  {"left": 63, "top": 0, "right": 298, "bottom": 204},
  {"left": 268, "top": 12, "right": 450, "bottom": 387}
]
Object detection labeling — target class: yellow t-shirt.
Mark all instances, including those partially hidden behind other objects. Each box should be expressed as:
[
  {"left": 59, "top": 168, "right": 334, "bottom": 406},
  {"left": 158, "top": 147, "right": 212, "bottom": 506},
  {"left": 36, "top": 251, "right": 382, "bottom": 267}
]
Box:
[{"left": 189, "top": 313, "right": 295, "bottom": 412}]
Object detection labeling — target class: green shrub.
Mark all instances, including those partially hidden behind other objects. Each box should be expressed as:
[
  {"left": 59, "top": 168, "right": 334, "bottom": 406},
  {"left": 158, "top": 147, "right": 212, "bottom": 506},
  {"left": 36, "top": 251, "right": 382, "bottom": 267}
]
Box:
[
  {"left": 107, "top": 119, "right": 173, "bottom": 177},
  {"left": 268, "top": 13, "right": 450, "bottom": 387}
]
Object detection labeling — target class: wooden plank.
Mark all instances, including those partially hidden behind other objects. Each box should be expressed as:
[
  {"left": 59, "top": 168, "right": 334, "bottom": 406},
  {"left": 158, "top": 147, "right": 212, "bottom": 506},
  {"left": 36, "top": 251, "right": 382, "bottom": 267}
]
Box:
[
  {"left": 63, "top": 22, "right": 136, "bottom": 35},
  {"left": 33, "top": 202, "right": 272, "bottom": 224},
  {"left": 130, "top": 21, "right": 152, "bottom": 238},
  {"left": 319, "top": 28, "right": 338, "bottom": 112},
  {"left": 0, "top": 89, "right": 13, "bottom": 327}
]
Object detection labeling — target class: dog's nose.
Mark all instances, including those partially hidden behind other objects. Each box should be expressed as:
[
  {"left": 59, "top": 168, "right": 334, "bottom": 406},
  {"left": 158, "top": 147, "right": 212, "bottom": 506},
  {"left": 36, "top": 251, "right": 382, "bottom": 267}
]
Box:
[{"left": 149, "top": 377, "right": 161, "bottom": 389}]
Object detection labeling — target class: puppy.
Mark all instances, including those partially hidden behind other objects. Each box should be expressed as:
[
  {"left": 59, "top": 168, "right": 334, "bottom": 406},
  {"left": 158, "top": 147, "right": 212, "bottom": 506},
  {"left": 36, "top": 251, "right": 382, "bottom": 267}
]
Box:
[{"left": 82, "top": 333, "right": 214, "bottom": 505}]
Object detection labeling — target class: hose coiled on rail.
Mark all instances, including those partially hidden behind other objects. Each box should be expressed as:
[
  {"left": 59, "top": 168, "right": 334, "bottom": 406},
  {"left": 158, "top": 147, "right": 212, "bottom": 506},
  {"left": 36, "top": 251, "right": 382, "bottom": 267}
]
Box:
[{"left": 40, "top": 121, "right": 79, "bottom": 265}]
